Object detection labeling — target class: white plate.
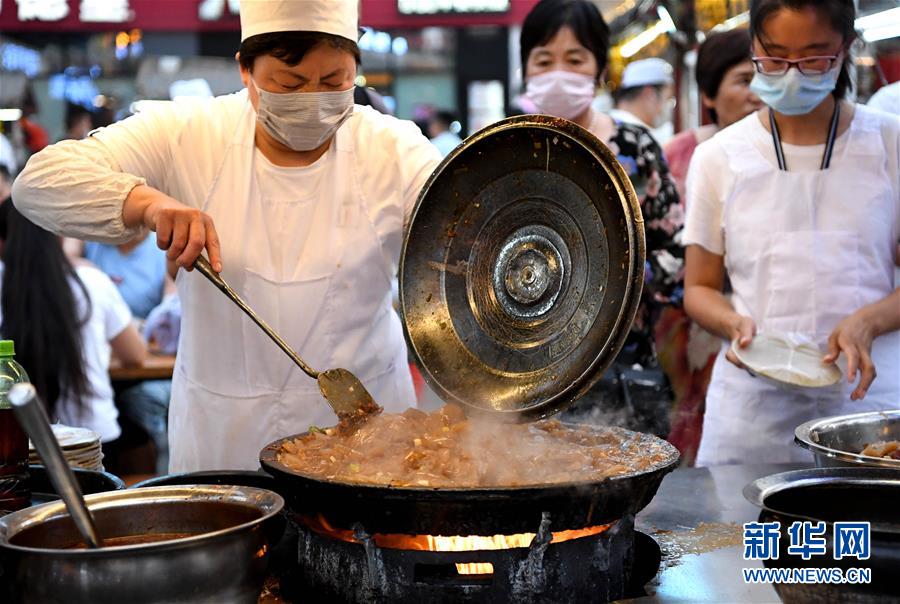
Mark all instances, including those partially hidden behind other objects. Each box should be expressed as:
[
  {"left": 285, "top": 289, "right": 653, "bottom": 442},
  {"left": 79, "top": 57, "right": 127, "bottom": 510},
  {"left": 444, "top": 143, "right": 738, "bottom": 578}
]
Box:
[
  {"left": 731, "top": 332, "right": 842, "bottom": 389},
  {"left": 28, "top": 424, "right": 100, "bottom": 452}
]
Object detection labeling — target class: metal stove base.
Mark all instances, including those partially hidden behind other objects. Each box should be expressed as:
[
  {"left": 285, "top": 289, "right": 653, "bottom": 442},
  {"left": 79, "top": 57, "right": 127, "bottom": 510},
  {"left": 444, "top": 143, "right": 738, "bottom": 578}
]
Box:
[{"left": 278, "top": 513, "right": 661, "bottom": 604}]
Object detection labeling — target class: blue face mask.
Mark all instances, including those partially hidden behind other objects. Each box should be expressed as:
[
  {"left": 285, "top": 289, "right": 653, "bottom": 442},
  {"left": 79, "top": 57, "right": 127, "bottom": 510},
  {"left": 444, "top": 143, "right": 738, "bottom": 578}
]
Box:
[{"left": 749, "top": 63, "right": 840, "bottom": 116}]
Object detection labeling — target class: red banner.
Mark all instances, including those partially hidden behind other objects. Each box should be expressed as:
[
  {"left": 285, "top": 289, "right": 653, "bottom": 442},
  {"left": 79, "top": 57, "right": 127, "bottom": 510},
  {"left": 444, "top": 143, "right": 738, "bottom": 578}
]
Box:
[
  {"left": 0, "top": 0, "right": 241, "bottom": 33},
  {"left": 0, "top": 0, "right": 540, "bottom": 33},
  {"left": 361, "top": 0, "right": 538, "bottom": 29}
]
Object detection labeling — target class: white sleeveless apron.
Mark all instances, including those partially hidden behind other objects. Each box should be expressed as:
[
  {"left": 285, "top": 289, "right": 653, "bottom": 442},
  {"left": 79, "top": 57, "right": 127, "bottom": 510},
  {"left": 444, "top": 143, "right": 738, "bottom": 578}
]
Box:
[
  {"left": 168, "top": 104, "right": 415, "bottom": 472},
  {"left": 696, "top": 109, "right": 900, "bottom": 465}
]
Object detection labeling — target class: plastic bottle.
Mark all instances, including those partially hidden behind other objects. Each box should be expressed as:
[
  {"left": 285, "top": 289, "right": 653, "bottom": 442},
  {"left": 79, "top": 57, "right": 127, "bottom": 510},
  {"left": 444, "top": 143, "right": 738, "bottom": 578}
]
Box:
[{"left": 0, "top": 340, "right": 31, "bottom": 514}]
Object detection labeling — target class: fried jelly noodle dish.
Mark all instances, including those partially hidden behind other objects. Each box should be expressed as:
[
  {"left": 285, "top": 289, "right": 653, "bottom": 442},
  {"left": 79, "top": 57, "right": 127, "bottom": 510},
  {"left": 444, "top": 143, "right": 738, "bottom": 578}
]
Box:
[{"left": 277, "top": 405, "right": 671, "bottom": 488}]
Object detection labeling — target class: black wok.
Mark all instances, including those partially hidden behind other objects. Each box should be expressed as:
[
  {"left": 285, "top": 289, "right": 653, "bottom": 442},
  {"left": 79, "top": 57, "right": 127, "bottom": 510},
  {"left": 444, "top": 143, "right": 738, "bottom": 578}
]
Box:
[{"left": 260, "top": 425, "right": 678, "bottom": 536}]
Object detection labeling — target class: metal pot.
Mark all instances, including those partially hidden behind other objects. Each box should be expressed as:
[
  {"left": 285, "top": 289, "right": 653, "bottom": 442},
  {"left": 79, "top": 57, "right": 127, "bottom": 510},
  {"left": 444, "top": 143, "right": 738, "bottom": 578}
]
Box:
[
  {"left": 130, "top": 470, "right": 281, "bottom": 494},
  {"left": 0, "top": 485, "right": 284, "bottom": 604},
  {"left": 129, "top": 470, "right": 301, "bottom": 598},
  {"left": 744, "top": 468, "right": 900, "bottom": 603},
  {"left": 795, "top": 410, "right": 900, "bottom": 469}
]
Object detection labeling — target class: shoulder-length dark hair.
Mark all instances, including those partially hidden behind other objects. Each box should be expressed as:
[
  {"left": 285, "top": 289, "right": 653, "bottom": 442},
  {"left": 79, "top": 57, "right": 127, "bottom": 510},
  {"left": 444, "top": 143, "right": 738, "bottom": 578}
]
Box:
[
  {"left": 1, "top": 202, "right": 91, "bottom": 418},
  {"left": 750, "top": 0, "right": 855, "bottom": 99},
  {"left": 520, "top": 0, "right": 611, "bottom": 82}
]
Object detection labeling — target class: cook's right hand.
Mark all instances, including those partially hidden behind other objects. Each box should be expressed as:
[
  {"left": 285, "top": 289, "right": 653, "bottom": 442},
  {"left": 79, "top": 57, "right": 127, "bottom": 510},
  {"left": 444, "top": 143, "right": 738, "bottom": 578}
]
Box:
[
  {"left": 725, "top": 314, "right": 756, "bottom": 369},
  {"left": 143, "top": 194, "right": 222, "bottom": 272}
]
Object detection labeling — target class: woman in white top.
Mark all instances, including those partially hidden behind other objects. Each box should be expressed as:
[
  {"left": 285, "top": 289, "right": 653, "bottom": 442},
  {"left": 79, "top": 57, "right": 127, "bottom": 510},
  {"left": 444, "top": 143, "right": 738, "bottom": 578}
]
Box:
[
  {"left": 12, "top": 1, "right": 442, "bottom": 472},
  {"left": 0, "top": 202, "right": 146, "bottom": 443},
  {"left": 684, "top": 0, "right": 900, "bottom": 465}
]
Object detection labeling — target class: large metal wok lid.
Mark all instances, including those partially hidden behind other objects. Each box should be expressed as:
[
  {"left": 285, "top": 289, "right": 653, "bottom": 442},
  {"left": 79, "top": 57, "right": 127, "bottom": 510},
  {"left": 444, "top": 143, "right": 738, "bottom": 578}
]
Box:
[{"left": 400, "top": 115, "right": 645, "bottom": 419}]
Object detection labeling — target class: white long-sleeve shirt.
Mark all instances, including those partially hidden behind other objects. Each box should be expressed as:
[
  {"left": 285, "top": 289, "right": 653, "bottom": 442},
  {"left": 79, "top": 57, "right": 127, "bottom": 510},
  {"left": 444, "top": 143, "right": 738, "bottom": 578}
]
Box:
[
  {"left": 12, "top": 92, "right": 440, "bottom": 254},
  {"left": 11, "top": 134, "right": 145, "bottom": 243}
]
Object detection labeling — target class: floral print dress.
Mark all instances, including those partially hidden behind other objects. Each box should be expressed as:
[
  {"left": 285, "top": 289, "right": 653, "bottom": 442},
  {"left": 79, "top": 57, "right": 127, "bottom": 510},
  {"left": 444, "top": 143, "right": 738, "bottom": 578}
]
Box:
[
  {"left": 597, "top": 115, "right": 684, "bottom": 367},
  {"left": 504, "top": 108, "right": 684, "bottom": 435}
]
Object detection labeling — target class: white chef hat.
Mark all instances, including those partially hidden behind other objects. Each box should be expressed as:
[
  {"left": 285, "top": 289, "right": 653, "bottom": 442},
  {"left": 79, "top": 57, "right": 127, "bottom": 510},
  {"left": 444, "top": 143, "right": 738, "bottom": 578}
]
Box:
[
  {"left": 620, "top": 58, "right": 674, "bottom": 88},
  {"left": 240, "top": 0, "right": 358, "bottom": 43},
  {"left": 169, "top": 78, "right": 214, "bottom": 101}
]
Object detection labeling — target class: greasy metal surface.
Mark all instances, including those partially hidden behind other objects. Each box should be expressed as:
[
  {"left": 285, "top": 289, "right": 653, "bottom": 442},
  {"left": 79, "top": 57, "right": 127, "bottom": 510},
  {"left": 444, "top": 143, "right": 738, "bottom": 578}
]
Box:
[
  {"left": 400, "top": 115, "right": 645, "bottom": 419},
  {"left": 193, "top": 255, "right": 377, "bottom": 417},
  {"left": 0, "top": 485, "right": 285, "bottom": 604},
  {"left": 630, "top": 463, "right": 802, "bottom": 604},
  {"left": 794, "top": 410, "right": 900, "bottom": 470},
  {"left": 629, "top": 464, "right": 799, "bottom": 604},
  {"left": 259, "top": 424, "right": 678, "bottom": 535}
]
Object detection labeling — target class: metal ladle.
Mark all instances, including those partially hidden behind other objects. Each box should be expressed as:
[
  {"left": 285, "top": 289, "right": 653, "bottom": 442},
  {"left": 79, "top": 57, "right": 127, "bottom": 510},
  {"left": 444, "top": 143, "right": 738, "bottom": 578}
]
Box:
[
  {"left": 8, "top": 383, "right": 103, "bottom": 548},
  {"left": 192, "top": 255, "right": 381, "bottom": 421}
]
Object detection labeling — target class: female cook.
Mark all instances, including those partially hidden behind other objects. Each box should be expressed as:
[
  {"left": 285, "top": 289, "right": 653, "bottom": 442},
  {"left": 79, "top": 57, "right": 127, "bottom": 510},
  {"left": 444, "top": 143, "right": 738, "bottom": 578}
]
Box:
[
  {"left": 13, "top": 1, "right": 442, "bottom": 472},
  {"left": 684, "top": 0, "right": 900, "bottom": 465}
]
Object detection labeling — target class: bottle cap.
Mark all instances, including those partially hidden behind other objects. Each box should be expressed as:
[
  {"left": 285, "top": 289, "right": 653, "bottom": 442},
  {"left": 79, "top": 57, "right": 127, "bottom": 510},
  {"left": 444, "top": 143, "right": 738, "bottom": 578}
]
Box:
[{"left": 0, "top": 340, "right": 15, "bottom": 357}]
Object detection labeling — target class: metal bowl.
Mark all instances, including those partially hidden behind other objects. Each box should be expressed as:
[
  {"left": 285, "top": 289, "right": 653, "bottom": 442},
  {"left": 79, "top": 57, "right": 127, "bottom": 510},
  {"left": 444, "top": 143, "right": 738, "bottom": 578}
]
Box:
[
  {"left": 0, "top": 485, "right": 284, "bottom": 604},
  {"left": 130, "top": 470, "right": 281, "bottom": 494},
  {"left": 744, "top": 467, "right": 900, "bottom": 530},
  {"left": 795, "top": 410, "right": 900, "bottom": 469},
  {"left": 26, "top": 464, "right": 125, "bottom": 508},
  {"left": 744, "top": 468, "right": 900, "bottom": 603}
]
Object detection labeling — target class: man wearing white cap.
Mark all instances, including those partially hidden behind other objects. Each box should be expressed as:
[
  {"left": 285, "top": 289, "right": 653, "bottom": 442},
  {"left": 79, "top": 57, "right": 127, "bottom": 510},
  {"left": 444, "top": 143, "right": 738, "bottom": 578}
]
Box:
[
  {"left": 610, "top": 57, "right": 676, "bottom": 144},
  {"left": 13, "top": 0, "right": 443, "bottom": 472}
]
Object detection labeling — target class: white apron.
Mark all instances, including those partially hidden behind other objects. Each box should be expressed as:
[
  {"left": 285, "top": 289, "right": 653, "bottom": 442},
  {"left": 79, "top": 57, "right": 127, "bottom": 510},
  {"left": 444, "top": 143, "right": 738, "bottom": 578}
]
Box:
[
  {"left": 696, "top": 108, "right": 900, "bottom": 466},
  {"left": 168, "top": 104, "right": 415, "bottom": 472}
]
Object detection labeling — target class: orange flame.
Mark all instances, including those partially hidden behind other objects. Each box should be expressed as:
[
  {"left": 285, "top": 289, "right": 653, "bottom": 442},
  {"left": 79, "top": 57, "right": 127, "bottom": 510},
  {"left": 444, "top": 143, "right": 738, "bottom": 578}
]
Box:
[{"left": 299, "top": 515, "right": 612, "bottom": 576}]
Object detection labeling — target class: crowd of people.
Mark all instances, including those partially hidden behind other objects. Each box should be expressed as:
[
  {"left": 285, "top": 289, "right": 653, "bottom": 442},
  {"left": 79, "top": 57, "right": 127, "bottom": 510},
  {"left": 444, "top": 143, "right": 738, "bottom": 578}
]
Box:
[
  {"left": 1, "top": 101, "right": 178, "bottom": 474},
  {"left": 1, "top": 0, "right": 898, "bottom": 475}
]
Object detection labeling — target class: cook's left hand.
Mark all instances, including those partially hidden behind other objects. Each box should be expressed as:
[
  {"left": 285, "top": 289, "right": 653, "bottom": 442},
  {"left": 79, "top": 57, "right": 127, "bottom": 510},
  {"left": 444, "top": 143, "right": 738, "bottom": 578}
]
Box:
[{"left": 825, "top": 310, "right": 877, "bottom": 401}]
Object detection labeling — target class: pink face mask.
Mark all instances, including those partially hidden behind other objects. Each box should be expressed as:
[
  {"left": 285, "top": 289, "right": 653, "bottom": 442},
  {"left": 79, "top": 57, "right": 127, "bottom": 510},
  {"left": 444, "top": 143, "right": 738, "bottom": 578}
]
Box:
[{"left": 524, "top": 70, "right": 596, "bottom": 121}]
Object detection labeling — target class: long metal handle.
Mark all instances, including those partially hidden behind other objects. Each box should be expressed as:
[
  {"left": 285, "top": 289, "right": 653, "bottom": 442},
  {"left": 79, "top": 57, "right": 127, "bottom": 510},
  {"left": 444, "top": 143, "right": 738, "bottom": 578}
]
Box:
[
  {"left": 9, "top": 383, "right": 104, "bottom": 549},
  {"left": 193, "top": 255, "right": 319, "bottom": 379}
]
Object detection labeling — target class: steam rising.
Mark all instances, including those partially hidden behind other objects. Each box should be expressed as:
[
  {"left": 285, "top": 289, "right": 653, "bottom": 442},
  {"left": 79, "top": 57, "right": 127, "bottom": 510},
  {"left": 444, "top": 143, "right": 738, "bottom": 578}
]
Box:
[{"left": 278, "top": 405, "right": 675, "bottom": 488}]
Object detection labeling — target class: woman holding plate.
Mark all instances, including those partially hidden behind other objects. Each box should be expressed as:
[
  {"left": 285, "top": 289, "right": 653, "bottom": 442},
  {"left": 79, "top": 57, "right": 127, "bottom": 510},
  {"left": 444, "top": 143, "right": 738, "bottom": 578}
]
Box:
[{"left": 684, "top": 0, "right": 900, "bottom": 465}]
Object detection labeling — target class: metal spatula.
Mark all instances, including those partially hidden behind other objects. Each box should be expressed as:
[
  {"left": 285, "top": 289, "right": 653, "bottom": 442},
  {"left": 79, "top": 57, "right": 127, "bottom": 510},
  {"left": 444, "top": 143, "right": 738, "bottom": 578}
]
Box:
[{"left": 193, "top": 255, "right": 381, "bottom": 423}]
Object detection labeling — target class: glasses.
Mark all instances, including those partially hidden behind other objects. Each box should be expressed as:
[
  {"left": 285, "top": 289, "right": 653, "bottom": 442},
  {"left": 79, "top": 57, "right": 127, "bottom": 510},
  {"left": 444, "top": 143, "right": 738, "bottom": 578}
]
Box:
[{"left": 751, "top": 54, "right": 842, "bottom": 76}]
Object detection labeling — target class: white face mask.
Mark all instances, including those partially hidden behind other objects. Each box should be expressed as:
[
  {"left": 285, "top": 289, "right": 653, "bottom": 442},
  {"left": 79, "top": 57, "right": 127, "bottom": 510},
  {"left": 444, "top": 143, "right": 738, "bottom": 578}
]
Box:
[
  {"left": 524, "top": 70, "right": 596, "bottom": 121},
  {"left": 654, "top": 96, "right": 676, "bottom": 128},
  {"left": 253, "top": 81, "right": 355, "bottom": 151}
]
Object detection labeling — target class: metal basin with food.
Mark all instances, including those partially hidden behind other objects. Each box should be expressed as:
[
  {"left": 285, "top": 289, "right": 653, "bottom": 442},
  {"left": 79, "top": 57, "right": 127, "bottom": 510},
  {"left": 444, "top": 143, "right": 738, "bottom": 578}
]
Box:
[
  {"left": 745, "top": 468, "right": 900, "bottom": 603},
  {"left": 795, "top": 410, "right": 900, "bottom": 469},
  {"left": 0, "top": 485, "right": 284, "bottom": 604}
]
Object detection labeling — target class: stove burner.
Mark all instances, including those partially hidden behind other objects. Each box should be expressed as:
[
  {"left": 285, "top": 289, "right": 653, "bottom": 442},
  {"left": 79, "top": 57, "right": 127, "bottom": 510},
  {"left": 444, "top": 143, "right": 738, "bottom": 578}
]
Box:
[{"left": 281, "top": 513, "right": 660, "bottom": 603}]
